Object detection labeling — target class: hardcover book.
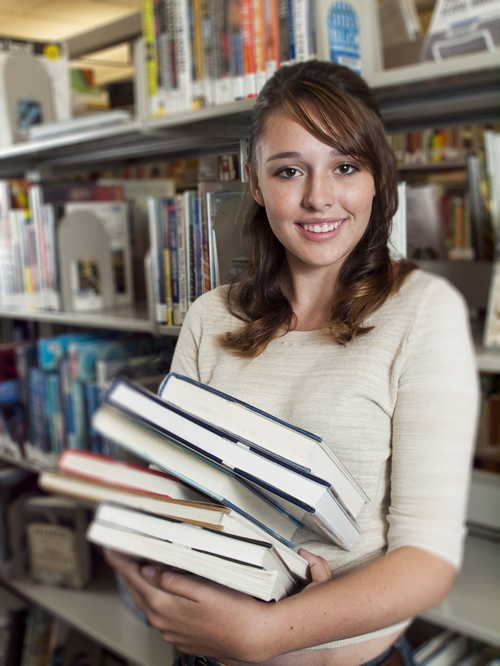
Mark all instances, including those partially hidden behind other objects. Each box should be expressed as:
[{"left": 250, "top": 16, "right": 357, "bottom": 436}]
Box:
[
  {"left": 92, "top": 404, "right": 301, "bottom": 546},
  {"left": 159, "top": 372, "right": 369, "bottom": 519},
  {"left": 99, "top": 376, "right": 363, "bottom": 549},
  {"left": 87, "top": 501, "right": 297, "bottom": 602}
]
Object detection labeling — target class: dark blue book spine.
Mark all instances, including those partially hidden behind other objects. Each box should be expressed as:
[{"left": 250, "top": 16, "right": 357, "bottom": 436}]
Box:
[
  {"left": 85, "top": 381, "right": 103, "bottom": 454},
  {"left": 28, "top": 367, "right": 51, "bottom": 453}
]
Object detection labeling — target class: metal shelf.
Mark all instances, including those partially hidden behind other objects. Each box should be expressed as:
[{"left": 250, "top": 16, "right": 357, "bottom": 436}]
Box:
[{"left": 0, "top": 303, "right": 160, "bottom": 334}]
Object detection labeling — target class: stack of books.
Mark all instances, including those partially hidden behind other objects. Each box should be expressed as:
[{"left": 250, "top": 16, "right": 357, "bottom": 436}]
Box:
[{"left": 40, "top": 373, "right": 369, "bottom": 602}]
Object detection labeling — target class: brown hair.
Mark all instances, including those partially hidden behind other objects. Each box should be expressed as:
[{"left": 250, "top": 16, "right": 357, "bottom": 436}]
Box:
[{"left": 221, "top": 60, "right": 415, "bottom": 357}]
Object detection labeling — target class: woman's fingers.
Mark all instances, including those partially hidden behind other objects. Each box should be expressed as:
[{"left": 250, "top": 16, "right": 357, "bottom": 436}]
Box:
[{"left": 298, "top": 548, "right": 333, "bottom": 587}]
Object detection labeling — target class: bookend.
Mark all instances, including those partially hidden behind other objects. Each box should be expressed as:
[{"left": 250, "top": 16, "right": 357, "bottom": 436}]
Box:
[{"left": 57, "top": 210, "right": 116, "bottom": 313}]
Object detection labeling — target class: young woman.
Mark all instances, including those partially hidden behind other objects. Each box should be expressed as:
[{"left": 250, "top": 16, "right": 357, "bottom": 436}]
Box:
[{"left": 105, "top": 61, "right": 479, "bottom": 666}]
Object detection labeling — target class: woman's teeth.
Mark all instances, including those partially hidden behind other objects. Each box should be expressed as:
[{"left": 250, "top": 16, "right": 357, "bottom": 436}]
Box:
[{"left": 302, "top": 220, "right": 344, "bottom": 233}]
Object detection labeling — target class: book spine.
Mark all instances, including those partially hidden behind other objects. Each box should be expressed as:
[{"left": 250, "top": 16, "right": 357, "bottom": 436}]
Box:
[
  {"left": 198, "top": 187, "right": 212, "bottom": 293},
  {"left": 174, "top": 0, "right": 192, "bottom": 112},
  {"left": 157, "top": 0, "right": 171, "bottom": 95},
  {"left": 175, "top": 194, "right": 188, "bottom": 323},
  {"left": 212, "top": 0, "right": 231, "bottom": 105},
  {"left": 8, "top": 209, "right": 23, "bottom": 309},
  {"left": 228, "top": 0, "right": 245, "bottom": 100},
  {"left": 293, "top": 0, "right": 308, "bottom": 62},
  {"left": 202, "top": 0, "right": 216, "bottom": 107},
  {"left": 28, "top": 187, "right": 49, "bottom": 311},
  {"left": 307, "top": 0, "right": 316, "bottom": 58},
  {"left": 187, "top": 193, "right": 197, "bottom": 306},
  {"left": 68, "top": 379, "right": 87, "bottom": 450},
  {"left": 239, "top": 0, "right": 257, "bottom": 98},
  {"left": 167, "top": 199, "right": 181, "bottom": 325},
  {"left": 191, "top": 0, "right": 206, "bottom": 108},
  {"left": 47, "top": 373, "right": 65, "bottom": 456},
  {"left": 278, "top": 0, "right": 290, "bottom": 64},
  {"left": 253, "top": 0, "right": 267, "bottom": 93},
  {"left": 147, "top": 197, "right": 167, "bottom": 325},
  {"left": 286, "top": 0, "right": 295, "bottom": 61},
  {"left": 164, "top": 221, "right": 174, "bottom": 326},
  {"left": 28, "top": 367, "right": 52, "bottom": 462},
  {"left": 85, "top": 381, "right": 103, "bottom": 454},
  {"left": 193, "top": 196, "right": 204, "bottom": 297},
  {"left": 41, "top": 203, "right": 61, "bottom": 311},
  {"left": 264, "top": 0, "right": 280, "bottom": 78},
  {"left": 141, "top": 0, "right": 160, "bottom": 115}
]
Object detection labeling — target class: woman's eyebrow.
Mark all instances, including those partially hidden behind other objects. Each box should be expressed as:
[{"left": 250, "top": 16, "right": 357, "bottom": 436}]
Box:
[
  {"left": 266, "top": 151, "right": 301, "bottom": 162},
  {"left": 266, "top": 148, "right": 346, "bottom": 163}
]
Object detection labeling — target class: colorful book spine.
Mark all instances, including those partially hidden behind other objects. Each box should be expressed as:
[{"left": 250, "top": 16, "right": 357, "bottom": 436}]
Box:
[
  {"left": 253, "top": 0, "right": 267, "bottom": 93},
  {"left": 239, "top": 0, "right": 257, "bottom": 97},
  {"left": 228, "top": 0, "right": 245, "bottom": 100},
  {"left": 286, "top": 0, "right": 295, "bottom": 61},
  {"left": 191, "top": 0, "right": 206, "bottom": 108},
  {"left": 264, "top": 0, "right": 280, "bottom": 78},
  {"left": 142, "top": 0, "right": 160, "bottom": 114},
  {"left": 147, "top": 197, "right": 167, "bottom": 325},
  {"left": 167, "top": 198, "right": 181, "bottom": 325},
  {"left": 174, "top": 0, "right": 192, "bottom": 112},
  {"left": 201, "top": 0, "right": 215, "bottom": 106}
]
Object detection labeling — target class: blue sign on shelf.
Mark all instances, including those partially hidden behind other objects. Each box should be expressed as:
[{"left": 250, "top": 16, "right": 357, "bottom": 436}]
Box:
[{"left": 327, "top": 1, "right": 361, "bottom": 74}]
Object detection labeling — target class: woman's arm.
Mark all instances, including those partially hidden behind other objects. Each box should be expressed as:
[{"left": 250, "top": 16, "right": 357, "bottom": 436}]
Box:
[{"left": 104, "top": 545, "right": 454, "bottom": 662}]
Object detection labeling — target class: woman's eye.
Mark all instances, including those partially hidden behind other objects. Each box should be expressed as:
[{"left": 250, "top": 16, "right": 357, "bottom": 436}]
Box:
[
  {"left": 278, "top": 167, "right": 299, "bottom": 178},
  {"left": 336, "top": 163, "right": 357, "bottom": 175}
]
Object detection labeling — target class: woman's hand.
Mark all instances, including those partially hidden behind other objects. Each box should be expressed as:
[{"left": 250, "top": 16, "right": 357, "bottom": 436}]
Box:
[{"left": 103, "top": 547, "right": 332, "bottom": 662}]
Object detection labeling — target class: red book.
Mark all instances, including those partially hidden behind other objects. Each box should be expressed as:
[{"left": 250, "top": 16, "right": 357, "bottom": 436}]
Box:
[{"left": 239, "top": 0, "right": 257, "bottom": 97}]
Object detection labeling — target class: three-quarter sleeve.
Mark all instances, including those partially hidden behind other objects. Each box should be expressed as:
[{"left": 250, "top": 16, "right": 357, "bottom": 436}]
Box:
[{"left": 387, "top": 279, "right": 480, "bottom": 568}]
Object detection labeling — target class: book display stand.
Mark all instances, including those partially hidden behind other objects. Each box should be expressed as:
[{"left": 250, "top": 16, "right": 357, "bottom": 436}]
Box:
[{"left": 0, "top": 5, "right": 498, "bottom": 665}]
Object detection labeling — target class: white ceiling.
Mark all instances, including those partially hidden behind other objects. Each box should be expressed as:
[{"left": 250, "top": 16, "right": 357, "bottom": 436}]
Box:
[{"left": 0, "top": 0, "right": 140, "bottom": 84}]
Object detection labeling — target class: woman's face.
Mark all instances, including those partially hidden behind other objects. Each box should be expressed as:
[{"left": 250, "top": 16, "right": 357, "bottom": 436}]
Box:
[{"left": 249, "top": 110, "right": 376, "bottom": 282}]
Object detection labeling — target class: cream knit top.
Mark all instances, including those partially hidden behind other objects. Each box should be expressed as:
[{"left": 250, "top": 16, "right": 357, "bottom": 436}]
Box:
[{"left": 170, "top": 269, "right": 479, "bottom": 648}]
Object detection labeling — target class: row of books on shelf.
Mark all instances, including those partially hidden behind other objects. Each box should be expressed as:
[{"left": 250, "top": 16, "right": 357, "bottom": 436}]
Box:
[
  {"left": 0, "top": 332, "right": 176, "bottom": 467},
  {"left": 148, "top": 179, "right": 248, "bottom": 325},
  {"left": 0, "top": 178, "right": 178, "bottom": 314},
  {"left": 404, "top": 136, "right": 498, "bottom": 263},
  {"left": 389, "top": 124, "right": 499, "bottom": 168},
  {"left": 142, "top": 0, "right": 317, "bottom": 117},
  {"left": 0, "top": 175, "right": 248, "bottom": 321}
]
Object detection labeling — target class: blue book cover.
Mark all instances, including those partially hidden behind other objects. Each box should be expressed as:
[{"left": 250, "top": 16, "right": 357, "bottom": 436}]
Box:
[
  {"left": 68, "top": 334, "right": 171, "bottom": 383},
  {"left": 37, "top": 332, "right": 110, "bottom": 372}
]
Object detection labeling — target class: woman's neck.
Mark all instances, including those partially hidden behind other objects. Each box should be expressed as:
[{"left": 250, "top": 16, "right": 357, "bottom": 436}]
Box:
[{"left": 282, "top": 267, "right": 338, "bottom": 332}]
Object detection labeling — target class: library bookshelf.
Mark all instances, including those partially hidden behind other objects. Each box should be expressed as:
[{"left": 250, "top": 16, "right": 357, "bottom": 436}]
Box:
[{"left": 0, "top": 22, "right": 498, "bottom": 665}]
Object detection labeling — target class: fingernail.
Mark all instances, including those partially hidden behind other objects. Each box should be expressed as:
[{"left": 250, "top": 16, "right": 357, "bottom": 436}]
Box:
[{"left": 142, "top": 565, "right": 157, "bottom": 580}]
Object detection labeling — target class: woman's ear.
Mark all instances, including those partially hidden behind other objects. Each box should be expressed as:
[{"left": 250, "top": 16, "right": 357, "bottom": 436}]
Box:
[{"left": 247, "top": 162, "right": 265, "bottom": 207}]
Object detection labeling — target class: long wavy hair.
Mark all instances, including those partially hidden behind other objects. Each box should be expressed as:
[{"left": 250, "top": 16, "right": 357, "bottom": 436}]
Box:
[{"left": 220, "top": 60, "right": 415, "bottom": 358}]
